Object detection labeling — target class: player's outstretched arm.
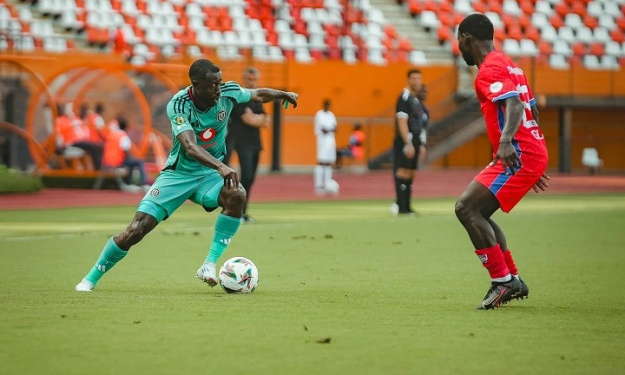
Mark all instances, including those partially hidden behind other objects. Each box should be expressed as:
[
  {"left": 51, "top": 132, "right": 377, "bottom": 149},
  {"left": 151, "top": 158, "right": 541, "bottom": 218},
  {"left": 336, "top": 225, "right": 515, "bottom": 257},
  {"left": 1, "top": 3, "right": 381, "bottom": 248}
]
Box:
[
  {"left": 250, "top": 89, "right": 298, "bottom": 108},
  {"left": 177, "top": 130, "right": 239, "bottom": 188}
]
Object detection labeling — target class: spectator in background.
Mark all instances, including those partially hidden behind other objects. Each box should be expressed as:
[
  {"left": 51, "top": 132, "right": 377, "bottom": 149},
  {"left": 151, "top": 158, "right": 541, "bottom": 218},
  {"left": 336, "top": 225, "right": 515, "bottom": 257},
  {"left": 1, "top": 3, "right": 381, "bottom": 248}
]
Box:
[
  {"left": 103, "top": 115, "right": 149, "bottom": 187},
  {"left": 223, "top": 66, "right": 270, "bottom": 223},
  {"left": 314, "top": 98, "right": 337, "bottom": 194},
  {"left": 54, "top": 103, "right": 93, "bottom": 170},
  {"left": 85, "top": 102, "right": 108, "bottom": 143},
  {"left": 72, "top": 103, "right": 104, "bottom": 169},
  {"left": 335, "top": 122, "right": 365, "bottom": 169}
]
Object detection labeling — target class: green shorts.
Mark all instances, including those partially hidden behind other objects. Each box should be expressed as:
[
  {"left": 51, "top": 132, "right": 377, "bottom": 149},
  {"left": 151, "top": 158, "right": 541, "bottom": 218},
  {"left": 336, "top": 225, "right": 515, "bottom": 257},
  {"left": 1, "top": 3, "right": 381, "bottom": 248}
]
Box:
[{"left": 137, "top": 170, "right": 224, "bottom": 223}]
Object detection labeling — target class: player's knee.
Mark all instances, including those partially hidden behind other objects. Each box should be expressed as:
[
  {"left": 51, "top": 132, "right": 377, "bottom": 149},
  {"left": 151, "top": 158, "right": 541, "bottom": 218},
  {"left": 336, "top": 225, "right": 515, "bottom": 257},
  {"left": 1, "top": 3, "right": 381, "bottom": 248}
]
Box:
[
  {"left": 222, "top": 185, "right": 246, "bottom": 211},
  {"left": 123, "top": 221, "right": 148, "bottom": 245},
  {"left": 454, "top": 199, "right": 471, "bottom": 223}
]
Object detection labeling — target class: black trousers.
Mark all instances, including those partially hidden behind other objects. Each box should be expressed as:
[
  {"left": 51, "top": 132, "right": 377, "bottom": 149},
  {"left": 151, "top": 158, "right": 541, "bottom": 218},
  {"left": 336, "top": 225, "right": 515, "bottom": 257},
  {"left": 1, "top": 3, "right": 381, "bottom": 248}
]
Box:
[{"left": 234, "top": 147, "right": 260, "bottom": 214}]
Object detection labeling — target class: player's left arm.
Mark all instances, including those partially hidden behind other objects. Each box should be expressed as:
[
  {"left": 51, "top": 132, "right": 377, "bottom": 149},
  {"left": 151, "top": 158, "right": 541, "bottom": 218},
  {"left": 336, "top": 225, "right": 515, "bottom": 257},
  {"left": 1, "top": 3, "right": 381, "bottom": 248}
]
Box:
[
  {"left": 249, "top": 89, "right": 298, "bottom": 108},
  {"left": 531, "top": 105, "right": 540, "bottom": 124},
  {"left": 490, "top": 95, "right": 525, "bottom": 174}
]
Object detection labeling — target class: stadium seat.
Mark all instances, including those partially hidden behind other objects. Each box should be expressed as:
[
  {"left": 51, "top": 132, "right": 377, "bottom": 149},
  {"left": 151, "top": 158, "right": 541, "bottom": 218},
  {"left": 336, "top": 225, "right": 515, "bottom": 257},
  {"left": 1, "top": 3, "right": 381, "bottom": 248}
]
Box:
[
  {"left": 553, "top": 40, "right": 572, "bottom": 56},
  {"left": 600, "top": 55, "right": 619, "bottom": 69},
  {"left": 549, "top": 54, "right": 570, "bottom": 69},
  {"left": 538, "top": 40, "right": 553, "bottom": 55},
  {"left": 520, "top": 39, "right": 539, "bottom": 56},
  {"left": 535, "top": 1, "right": 553, "bottom": 15},
  {"left": 502, "top": 0, "right": 522, "bottom": 16},
  {"left": 581, "top": 147, "right": 603, "bottom": 174},
  {"left": 577, "top": 26, "right": 594, "bottom": 44},
  {"left": 586, "top": 1, "right": 603, "bottom": 18},
  {"left": 605, "top": 40, "right": 623, "bottom": 57},
  {"left": 572, "top": 42, "right": 587, "bottom": 56},
  {"left": 583, "top": 54, "right": 601, "bottom": 69},
  {"left": 503, "top": 39, "right": 521, "bottom": 55}
]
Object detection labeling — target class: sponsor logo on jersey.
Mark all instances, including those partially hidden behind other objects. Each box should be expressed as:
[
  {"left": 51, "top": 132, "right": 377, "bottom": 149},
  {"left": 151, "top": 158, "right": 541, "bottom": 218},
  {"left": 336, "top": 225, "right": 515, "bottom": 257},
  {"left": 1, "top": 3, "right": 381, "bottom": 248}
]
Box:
[
  {"left": 200, "top": 128, "right": 216, "bottom": 141},
  {"left": 490, "top": 82, "right": 504, "bottom": 93},
  {"left": 150, "top": 188, "right": 160, "bottom": 196},
  {"left": 217, "top": 110, "right": 226, "bottom": 121}
]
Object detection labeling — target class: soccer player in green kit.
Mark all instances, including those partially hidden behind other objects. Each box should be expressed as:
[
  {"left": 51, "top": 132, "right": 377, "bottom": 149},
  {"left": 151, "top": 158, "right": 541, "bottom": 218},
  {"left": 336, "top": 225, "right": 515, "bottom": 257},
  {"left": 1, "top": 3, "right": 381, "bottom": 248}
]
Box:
[{"left": 75, "top": 59, "right": 298, "bottom": 291}]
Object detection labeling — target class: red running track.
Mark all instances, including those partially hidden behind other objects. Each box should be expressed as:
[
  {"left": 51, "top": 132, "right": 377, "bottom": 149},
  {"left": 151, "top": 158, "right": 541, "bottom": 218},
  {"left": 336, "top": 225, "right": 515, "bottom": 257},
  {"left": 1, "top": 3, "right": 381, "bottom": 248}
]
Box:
[{"left": 1, "top": 170, "right": 624, "bottom": 210}]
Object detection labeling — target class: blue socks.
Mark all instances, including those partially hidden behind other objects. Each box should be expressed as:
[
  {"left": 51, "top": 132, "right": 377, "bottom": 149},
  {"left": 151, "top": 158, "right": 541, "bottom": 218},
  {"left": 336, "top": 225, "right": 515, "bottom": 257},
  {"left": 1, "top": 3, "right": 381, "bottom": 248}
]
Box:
[
  {"left": 206, "top": 214, "right": 241, "bottom": 264},
  {"left": 85, "top": 237, "right": 128, "bottom": 285}
]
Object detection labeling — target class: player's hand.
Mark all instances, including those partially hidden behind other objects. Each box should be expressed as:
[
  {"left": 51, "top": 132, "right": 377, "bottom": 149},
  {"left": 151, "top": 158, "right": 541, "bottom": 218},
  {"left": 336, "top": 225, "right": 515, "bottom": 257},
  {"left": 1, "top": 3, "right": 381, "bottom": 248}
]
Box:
[
  {"left": 532, "top": 173, "right": 550, "bottom": 193},
  {"left": 282, "top": 92, "right": 298, "bottom": 108},
  {"left": 403, "top": 143, "right": 415, "bottom": 158},
  {"left": 218, "top": 164, "right": 239, "bottom": 190},
  {"left": 490, "top": 141, "right": 521, "bottom": 174}
]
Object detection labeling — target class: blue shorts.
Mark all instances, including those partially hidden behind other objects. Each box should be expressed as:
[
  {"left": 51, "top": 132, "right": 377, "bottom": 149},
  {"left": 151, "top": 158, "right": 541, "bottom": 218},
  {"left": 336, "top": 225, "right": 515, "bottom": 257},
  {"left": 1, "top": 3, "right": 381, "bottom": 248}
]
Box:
[{"left": 137, "top": 170, "right": 224, "bottom": 223}]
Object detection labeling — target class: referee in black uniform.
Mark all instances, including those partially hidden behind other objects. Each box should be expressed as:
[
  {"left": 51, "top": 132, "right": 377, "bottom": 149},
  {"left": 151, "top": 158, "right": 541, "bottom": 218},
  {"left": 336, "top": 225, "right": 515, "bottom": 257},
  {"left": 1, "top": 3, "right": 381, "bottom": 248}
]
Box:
[
  {"left": 392, "top": 69, "right": 427, "bottom": 215},
  {"left": 224, "top": 67, "right": 270, "bottom": 223}
]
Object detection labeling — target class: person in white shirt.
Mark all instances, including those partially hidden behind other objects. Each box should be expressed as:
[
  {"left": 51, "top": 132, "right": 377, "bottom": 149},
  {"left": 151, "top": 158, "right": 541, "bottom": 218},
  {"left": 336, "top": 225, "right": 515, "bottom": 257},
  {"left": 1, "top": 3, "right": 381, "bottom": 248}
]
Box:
[{"left": 314, "top": 99, "right": 337, "bottom": 194}]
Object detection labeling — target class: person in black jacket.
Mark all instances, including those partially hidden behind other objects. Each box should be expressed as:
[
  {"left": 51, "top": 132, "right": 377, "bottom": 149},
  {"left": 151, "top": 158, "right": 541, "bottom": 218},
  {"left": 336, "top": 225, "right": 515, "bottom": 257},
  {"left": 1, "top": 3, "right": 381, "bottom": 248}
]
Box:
[{"left": 224, "top": 67, "right": 271, "bottom": 223}]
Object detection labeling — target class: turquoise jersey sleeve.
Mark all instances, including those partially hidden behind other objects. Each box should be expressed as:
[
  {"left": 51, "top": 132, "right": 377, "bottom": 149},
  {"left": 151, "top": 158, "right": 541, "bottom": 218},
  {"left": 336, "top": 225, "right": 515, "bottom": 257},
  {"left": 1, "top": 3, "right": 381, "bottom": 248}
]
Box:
[
  {"left": 221, "top": 81, "right": 252, "bottom": 104},
  {"left": 167, "top": 94, "right": 193, "bottom": 137}
]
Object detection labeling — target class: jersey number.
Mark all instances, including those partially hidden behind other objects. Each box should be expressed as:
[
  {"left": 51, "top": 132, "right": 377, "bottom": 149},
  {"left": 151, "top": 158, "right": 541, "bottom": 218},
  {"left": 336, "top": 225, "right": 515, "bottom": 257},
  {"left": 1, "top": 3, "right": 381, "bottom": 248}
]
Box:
[{"left": 517, "top": 84, "right": 544, "bottom": 140}]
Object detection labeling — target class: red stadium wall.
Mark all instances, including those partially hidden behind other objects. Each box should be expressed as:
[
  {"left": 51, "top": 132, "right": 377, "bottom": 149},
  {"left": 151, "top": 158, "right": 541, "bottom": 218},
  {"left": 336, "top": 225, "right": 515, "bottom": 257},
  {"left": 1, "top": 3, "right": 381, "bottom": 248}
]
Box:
[{"left": 3, "top": 52, "right": 624, "bottom": 170}]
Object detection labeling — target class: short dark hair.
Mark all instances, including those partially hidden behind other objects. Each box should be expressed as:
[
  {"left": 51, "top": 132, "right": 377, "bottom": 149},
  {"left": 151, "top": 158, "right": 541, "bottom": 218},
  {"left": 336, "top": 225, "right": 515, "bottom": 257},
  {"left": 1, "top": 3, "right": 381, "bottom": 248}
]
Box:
[
  {"left": 189, "top": 59, "right": 220, "bottom": 82},
  {"left": 458, "top": 13, "right": 494, "bottom": 41},
  {"left": 407, "top": 69, "right": 421, "bottom": 78}
]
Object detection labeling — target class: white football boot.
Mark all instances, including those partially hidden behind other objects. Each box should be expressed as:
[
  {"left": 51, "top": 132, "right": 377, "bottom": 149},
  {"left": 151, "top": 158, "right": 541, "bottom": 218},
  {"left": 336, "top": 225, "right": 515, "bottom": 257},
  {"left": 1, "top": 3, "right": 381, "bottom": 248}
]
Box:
[
  {"left": 196, "top": 262, "right": 218, "bottom": 287},
  {"left": 75, "top": 279, "right": 95, "bottom": 292}
]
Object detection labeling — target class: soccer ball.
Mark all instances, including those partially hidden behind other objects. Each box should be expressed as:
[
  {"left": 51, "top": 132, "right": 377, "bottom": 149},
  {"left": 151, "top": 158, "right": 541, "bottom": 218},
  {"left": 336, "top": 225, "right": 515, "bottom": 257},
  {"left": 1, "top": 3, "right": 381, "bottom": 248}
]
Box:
[
  {"left": 219, "top": 257, "right": 259, "bottom": 294},
  {"left": 326, "top": 179, "right": 340, "bottom": 194}
]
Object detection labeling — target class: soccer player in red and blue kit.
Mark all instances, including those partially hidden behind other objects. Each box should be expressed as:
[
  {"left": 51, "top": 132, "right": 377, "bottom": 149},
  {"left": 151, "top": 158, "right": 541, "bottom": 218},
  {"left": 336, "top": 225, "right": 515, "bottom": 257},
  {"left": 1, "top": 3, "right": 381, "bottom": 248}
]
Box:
[{"left": 455, "top": 13, "right": 550, "bottom": 310}]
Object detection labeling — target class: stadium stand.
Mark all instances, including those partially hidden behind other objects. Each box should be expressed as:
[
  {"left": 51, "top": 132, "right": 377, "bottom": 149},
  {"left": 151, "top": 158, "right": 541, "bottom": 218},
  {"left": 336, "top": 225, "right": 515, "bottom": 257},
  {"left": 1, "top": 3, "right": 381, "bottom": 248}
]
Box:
[
  {"left": 395, "top": 0, "right": 625, "bottom": 69},
  {"left": 3, "top": 0, "right": 625, "bottom": 68},
  {"left": 1, "top": 0, "right": 429, "bottom": 65}
]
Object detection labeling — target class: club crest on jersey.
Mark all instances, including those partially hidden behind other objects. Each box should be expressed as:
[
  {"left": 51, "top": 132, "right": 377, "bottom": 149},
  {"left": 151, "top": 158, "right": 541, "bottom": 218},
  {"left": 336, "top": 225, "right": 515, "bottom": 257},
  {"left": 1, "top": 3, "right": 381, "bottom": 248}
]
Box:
[
  {"left": 200, "top": 128, "right": 216, "bottom": 141},
  {"left": 490, "top": 82, "right": 504, "bottom": 93},
  {"left": 217, "top": 110, "right": 226, "bottom": 121},
  {"left": 478, "top": 254, "right": 488, "bottom": 264},
  {"left": 175, "top": 116, "right": 185, "bottom": 126},
  {"left": 150, "top": 188, "right": 160, "bottom": 196}
]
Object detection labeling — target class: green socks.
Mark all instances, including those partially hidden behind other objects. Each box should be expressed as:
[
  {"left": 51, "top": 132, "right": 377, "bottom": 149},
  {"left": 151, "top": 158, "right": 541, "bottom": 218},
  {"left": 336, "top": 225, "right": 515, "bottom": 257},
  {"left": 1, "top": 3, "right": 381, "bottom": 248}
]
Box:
[
  {"left": 85, "top": 237, "right": 128, "bottom": 285},
  {"left": 206, "top": 214, "right": 241, "bottom": 263}
]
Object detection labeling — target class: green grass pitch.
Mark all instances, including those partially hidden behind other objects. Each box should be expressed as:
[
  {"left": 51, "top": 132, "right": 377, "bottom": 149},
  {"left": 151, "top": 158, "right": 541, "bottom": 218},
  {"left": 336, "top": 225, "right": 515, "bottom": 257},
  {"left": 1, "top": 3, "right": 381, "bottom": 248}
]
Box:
[{"left": 1, "top": 195, "right": 624, "bottom": 375}]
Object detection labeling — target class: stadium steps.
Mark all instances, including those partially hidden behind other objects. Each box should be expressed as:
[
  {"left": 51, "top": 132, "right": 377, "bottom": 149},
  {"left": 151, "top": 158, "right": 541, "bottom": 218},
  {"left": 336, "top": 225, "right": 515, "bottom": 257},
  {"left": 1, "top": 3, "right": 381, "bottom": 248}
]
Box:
[
  {"left": 367, "top": 95, "right": 482, "bottom": 170},
  {"left": 367, "top": 0, "right": 453, "bottom": 64},
  {"left": 424, "top": 96, "right": 484, "bottom": 165}
]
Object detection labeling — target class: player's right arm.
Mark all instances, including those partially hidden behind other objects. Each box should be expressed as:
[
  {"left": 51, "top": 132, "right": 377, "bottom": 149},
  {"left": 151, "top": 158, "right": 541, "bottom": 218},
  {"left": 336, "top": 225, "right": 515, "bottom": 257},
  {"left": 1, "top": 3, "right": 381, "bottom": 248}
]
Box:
[
  {"left": 167, "top": 97, "right": 239, "bottom": 188},
  {"left": 396, "top": 95, "right": 415, "bottom": 158},
  {"left": 176, "top": 131, "right": 239, "bottom": 189}
]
